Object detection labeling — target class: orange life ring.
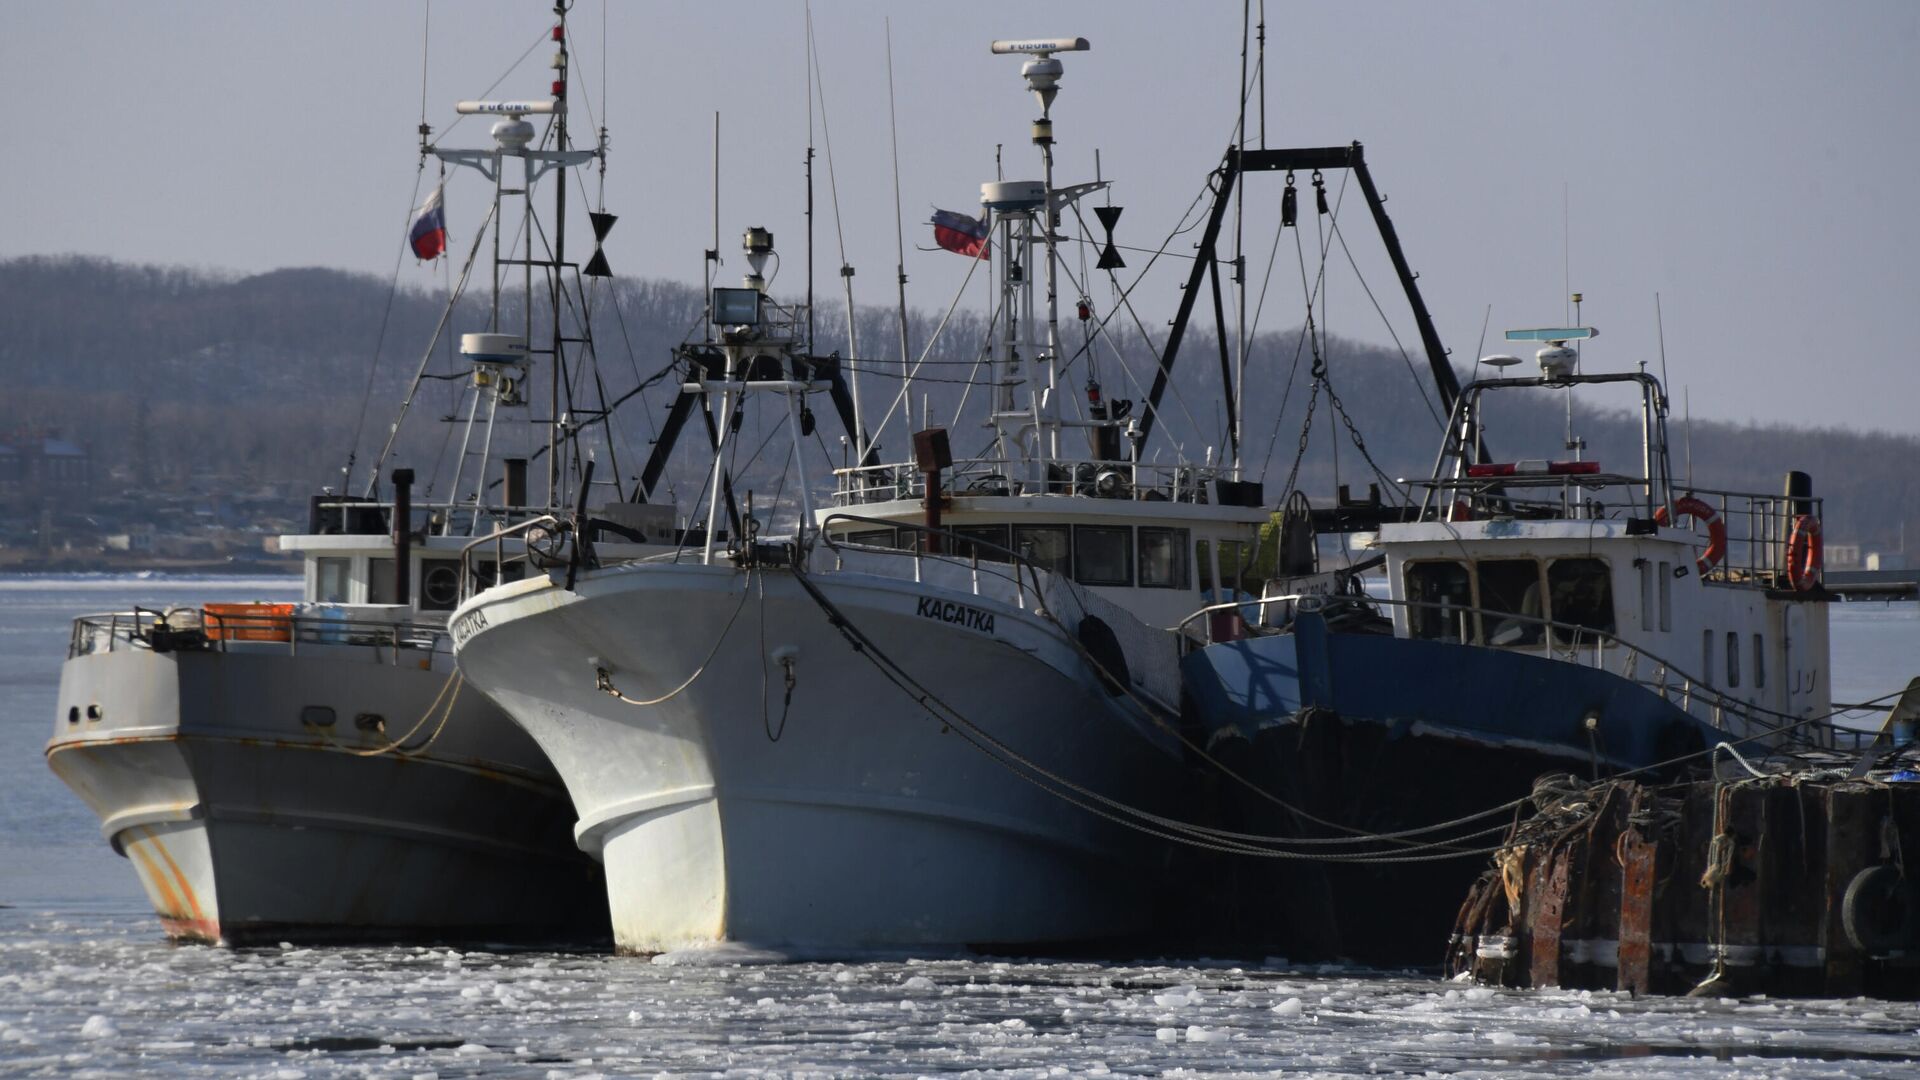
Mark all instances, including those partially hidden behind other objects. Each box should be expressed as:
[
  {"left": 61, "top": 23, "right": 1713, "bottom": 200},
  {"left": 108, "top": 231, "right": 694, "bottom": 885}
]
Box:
[
  {"left": 1653, "top": 495, "right": 1727, "bottom": 575},
  {"left": 1786, "top": 513, "right": 1823, "bottom": 592}
]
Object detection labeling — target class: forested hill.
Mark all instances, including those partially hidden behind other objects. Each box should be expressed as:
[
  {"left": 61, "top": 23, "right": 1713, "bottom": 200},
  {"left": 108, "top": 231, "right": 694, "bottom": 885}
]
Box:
[{"left": 4, "top": 254, "right": 1913, "bottom": 552}]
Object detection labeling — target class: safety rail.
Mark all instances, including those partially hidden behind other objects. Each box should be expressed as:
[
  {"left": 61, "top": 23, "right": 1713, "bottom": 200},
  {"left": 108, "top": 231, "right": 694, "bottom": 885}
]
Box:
[
  {"left": 309, "top": 496, "right": 561, "bottom": 538},
  {"left": 457, "top": 514, "right": 562, "bottom": 604},
  {"left": 1171, "top": 590, "right": 1865, "bottom": 752},
  {"left": 818, "top": 513, "right": 1056, "bottom": 614},
  {"left": 1682, "top": 486, "right": 1823, "bottom": 588},
  {"left": 67, "top": 606, "right": 451, "bottom": 662},
  {"left": 831, "top": 454, "right": 1232, "bottom": 507},
  {"left": 1409, "top": 479, "right": 1823, "bottom": 589}
]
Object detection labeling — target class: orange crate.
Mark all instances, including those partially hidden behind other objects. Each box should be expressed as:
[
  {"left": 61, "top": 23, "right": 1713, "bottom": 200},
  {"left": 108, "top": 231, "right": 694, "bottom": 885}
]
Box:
[{"left": 202, "top": 602, "right": 295, "bottom": 642}]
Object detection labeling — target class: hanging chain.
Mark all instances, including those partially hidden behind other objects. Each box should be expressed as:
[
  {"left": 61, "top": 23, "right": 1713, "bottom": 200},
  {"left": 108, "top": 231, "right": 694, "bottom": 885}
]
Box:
[
  {"left": 1277, "top": 307, "right": 1406, "bottom": 506},
  {"left": 1278, "top": 310, "right": 1325, "bottom": 500}
]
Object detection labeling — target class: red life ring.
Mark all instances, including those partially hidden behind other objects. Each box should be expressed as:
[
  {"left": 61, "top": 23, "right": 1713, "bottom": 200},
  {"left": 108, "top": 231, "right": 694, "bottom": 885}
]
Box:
[
  {"left": 1786, "top": 513, "right": 1823, "bottom": 592},
  {"left": 1653, "top": 495, "right": 1727, "bottom": 575}
]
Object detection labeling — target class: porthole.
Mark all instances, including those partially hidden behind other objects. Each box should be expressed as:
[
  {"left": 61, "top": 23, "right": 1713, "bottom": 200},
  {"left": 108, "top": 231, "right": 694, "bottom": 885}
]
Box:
[
  {"left": 85, "top": 704, "right": 103, "bottom": 721},
  {"left": 420, "top": 561, "right": 462, "bottom": 611},
  {"left": 299, "top": 705, "right": 337, "bottom": 728}
]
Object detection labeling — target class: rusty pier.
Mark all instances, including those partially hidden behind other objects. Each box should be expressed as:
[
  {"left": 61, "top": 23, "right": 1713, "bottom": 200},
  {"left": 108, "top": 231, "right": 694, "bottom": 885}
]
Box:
[{"left": 1448, "top": 770, "right": 1920, "bottom": 998}]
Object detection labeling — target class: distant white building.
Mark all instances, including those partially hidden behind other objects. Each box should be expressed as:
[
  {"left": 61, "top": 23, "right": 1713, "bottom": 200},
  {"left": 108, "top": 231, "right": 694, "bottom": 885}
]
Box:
[
  {"left": 1826, "top": 542, "right": 1863, "bottom": 570},
  {"left": 104, "top": 524, "right": 156, "bottom": 553},
  {"left": 1866, "top": 551, "right": 1909, "bottom": 572}
]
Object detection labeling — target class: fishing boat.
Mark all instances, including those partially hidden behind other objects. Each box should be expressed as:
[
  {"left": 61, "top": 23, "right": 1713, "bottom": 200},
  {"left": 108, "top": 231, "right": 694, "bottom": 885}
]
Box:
[
  {"left": 448, "top": 37, "right": 1293, "bottom": 954},
  {"left": 46, "top": 5, "right": 669, "bottom": 945},
  {"left": 1182, "top": 325, "right": 1840, "bottom": 964}
]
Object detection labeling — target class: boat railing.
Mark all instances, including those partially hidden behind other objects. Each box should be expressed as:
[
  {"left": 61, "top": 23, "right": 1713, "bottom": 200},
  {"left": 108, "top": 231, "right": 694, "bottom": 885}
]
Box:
[
  {"left": 308, "top": 496, "right": 564, "bottom": 539},
  {"left": 1410, "top": 480, "right": 1822, "bottom": 589},
  {"left": 818, "top": 512, "right": 1054, "bottom": 613},
  {"left": 1681, "top": 487, "right": 1823, "bottom": 588},
  {"left": 67, "top": 606, "right": 451, "bottom": 663},
  {"left": 830, "top": 455, "right": 1229, "bottom": 507},
  {"left": 1172, "top": 591, "right": 1863, "bottom": 752},
  {"left": 457, "top": 514, "right": 563, "bottom": 604}
]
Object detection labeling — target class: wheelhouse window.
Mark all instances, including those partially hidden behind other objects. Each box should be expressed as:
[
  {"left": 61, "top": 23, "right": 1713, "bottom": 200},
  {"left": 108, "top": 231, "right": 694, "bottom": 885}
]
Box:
[
  {"left": 1753, "top": 633, "right": 1765, "bottom": 689},
  {"left": 316, "top": 557, "right": 350, "bottom": 603},
  {"left": 1073, "top": 525, "right": 1133, "bottom": 587},
  {"left": 1405, "top": 560, "right": 1473, "bottom": 643},
  {"left": 1013, "top": 524, "right": 1071, "bottom": 577},
  {"left": 1726, "top": 631, "right": 1741, "bottom": 688},
  {"left": 1638, "top": 560, "right": 1655, "bottom": 632},
  {"left": 368, "top": 557, "right": 399, "bottom": 605},
  {"left": 1478, "top": 559, "right": 1545, "bottom": 647},
  {"left": 844, "top": 528, "right": 899, "bottom": 549},
  {"left": 1138, "top": 527, "right": 1190, "bottom": 589},
  {"left": 1548, "top": 558, "right": 1615, "bottom": 645},
  {"left": 1213, "top": 541, "right": 1259, "bottom": 591},
  {"left": 951, "top": 524, "right": 1012, "bottom": 563}
]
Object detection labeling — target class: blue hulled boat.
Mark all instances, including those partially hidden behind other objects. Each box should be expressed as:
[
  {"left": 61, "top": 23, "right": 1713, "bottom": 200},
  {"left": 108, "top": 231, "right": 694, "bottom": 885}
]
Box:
[{"left": 1181, "top": 330, "right": 1840, "bottom": 964}]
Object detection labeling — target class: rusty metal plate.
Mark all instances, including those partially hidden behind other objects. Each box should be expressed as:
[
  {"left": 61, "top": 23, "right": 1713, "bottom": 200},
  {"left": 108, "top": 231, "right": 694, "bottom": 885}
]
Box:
[{"left": 1618, "top": 830, "right": 1656, "bottom": 995}]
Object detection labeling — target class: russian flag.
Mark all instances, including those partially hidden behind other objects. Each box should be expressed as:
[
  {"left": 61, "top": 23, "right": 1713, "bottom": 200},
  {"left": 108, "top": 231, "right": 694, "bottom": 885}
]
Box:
[
  {"left": 931, "top": 209, "right": 989, "bottom": 259},
  {"left": 408, "top": 185, "right": 448, "bottom": 261}
]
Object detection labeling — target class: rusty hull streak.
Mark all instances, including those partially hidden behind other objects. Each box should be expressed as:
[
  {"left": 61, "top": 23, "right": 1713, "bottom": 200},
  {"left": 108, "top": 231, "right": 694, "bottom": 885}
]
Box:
[{"left": 138, "top": 825, "right": 208, "bottom": 926}]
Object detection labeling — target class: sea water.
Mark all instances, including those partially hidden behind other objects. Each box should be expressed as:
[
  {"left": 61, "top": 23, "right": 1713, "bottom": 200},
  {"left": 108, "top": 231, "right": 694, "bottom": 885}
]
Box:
[{"left": 4, "top": 577, "right": 1920, "bottom": 1078}]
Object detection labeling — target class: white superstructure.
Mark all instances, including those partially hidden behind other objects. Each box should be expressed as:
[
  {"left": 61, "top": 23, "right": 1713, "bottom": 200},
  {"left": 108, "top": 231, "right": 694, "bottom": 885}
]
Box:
[{"left": 1340, "top": 332, "right": 1833, "bottom": 745}]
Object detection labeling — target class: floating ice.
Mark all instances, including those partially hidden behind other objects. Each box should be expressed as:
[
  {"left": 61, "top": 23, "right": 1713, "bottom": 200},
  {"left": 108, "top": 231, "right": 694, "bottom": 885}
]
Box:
[
  {"left": 4, "top": 908, "right": 1920, "bottom": 1076},
  {"left": 1152, "top": 984, "right": 1203, "bottom": 1008},
  {"left": 78, "top": 1015, "right": 116, "bottom": 1039}
]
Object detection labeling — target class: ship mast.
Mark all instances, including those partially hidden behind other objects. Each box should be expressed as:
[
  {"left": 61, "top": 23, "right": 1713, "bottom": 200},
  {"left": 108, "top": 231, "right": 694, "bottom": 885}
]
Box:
[
  {"left": 989, "top": 38, "right": 1096, "bottom": 482},
  {"left": 428, "top": 13, "right": 597, "bottom": 532},
  {"left": 549, "top": 1, "right": 571, "bottom": 508}
]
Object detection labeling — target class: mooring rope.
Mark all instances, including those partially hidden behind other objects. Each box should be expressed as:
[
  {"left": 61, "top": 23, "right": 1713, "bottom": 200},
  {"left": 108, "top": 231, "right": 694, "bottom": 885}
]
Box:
[
  {"left": 344, "top": 670, "right": 463, "bottom": 758},
  {"left": 787, "top": 563, "right": 1514, "bottom": 864},
  {"left": 595, "top": 568, "right": 755, "bottom": 707}
]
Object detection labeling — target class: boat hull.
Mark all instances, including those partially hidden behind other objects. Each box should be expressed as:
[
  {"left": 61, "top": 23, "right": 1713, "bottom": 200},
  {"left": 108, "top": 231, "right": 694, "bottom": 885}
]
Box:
[
  {"left": 47, "top": 645, "right": 607, "bottom": 946},
  {"left": 1182, "top": 613, "right": 1717, "bottom": 966},
  {"left": 453, "top": 561, "right": 1186, "bottom": 954}
]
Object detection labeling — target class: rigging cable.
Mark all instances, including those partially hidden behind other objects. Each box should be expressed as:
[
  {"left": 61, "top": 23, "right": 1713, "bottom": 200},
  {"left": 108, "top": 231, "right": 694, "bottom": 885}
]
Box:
[
  {"left": 806, "top": 9, "right": 866, "bottom": 456},
  {"left": 365, "top": 201, "right": 500, "bottom": 497},
  {"left": 341, "top": 0, "right": 436, "bottom": 496}
]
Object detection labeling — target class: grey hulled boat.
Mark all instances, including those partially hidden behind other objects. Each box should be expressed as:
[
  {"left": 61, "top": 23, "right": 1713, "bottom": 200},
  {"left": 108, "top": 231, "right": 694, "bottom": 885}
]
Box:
[{"left": 45, "top": 3, "right": 673, "bottom": 945}]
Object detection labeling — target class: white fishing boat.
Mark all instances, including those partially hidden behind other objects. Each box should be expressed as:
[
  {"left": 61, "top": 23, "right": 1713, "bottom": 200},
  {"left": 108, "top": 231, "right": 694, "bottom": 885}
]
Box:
[
  {"left": 46, "top": 5, "right": 673, "bottom": 945},
  {"left": 449, "top": 37, "right": 1280, "bottom": 953}
]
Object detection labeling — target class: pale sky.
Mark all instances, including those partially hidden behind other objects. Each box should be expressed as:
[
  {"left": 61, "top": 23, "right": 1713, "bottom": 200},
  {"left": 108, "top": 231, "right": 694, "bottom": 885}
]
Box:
[{"left": 5, "top": 1, "right": 1917, "bottom": 431}]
